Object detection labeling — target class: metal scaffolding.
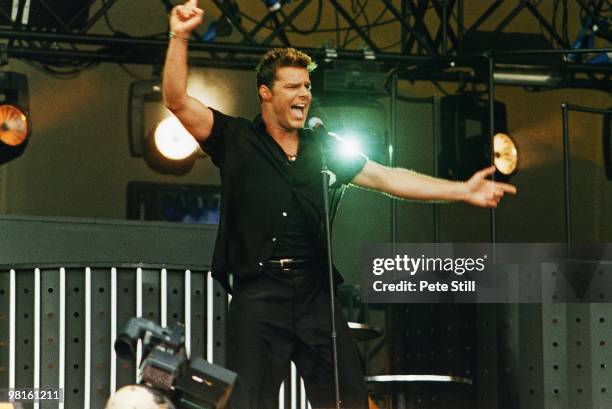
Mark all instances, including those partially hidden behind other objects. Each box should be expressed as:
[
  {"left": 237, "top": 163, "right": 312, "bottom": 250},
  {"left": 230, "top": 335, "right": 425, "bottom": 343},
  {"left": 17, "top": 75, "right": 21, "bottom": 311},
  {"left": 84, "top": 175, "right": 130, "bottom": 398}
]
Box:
[{"left": 0, "top": 0, "right": 610, "bottom": 89}]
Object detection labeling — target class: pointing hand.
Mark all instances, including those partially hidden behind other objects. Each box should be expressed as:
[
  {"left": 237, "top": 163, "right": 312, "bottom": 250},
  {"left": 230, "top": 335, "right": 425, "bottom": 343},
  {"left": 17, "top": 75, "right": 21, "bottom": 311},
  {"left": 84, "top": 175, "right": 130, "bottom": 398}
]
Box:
[{"left": 169, "top": 0, "right": 204, "bottom": 38}]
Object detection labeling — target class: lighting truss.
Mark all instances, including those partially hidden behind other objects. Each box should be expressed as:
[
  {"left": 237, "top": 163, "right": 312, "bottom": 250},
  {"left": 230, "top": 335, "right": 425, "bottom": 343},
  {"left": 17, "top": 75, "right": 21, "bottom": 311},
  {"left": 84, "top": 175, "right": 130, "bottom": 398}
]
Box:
[{"left": 0, "top": 0, "right": 610, "bottom": 90}]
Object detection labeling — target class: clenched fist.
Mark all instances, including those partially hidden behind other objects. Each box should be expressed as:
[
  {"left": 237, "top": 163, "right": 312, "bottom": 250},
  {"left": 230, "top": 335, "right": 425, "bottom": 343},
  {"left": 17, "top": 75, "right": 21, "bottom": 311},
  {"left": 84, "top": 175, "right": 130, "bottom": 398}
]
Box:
[{"left": 170, "top": 0, "right": 204, "bottom": 38}]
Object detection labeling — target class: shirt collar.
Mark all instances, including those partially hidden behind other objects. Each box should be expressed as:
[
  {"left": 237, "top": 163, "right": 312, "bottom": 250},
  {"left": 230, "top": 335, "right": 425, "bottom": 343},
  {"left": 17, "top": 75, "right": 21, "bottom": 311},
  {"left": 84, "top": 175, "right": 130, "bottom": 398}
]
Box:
[
  {"left": 252, "top": 113, "right": 311, "bottom": 141},
  {"left": 253, "top": 113, "right": 266, "bottom": 133}
]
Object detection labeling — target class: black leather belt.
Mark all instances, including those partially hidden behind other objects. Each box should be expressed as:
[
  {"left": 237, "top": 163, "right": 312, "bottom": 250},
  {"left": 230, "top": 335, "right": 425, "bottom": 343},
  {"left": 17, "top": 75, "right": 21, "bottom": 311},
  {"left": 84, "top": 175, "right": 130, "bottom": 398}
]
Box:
[{"left": 264, "top": 258, "right": 317, "bottom": 269}]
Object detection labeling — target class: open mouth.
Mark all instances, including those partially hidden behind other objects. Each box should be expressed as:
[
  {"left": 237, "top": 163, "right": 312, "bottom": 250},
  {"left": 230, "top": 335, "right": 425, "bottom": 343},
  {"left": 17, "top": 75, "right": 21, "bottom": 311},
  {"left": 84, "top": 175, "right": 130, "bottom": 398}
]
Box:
[{"left": 291, "top": 104, "right": 306, "bottom": 119}]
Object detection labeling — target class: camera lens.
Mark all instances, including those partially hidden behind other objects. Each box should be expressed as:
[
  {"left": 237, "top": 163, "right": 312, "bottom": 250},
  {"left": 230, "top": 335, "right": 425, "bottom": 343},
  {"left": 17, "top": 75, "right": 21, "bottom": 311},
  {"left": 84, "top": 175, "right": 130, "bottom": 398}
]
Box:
[{"left": 114, "top": 334, "right": 137, "bottom": 359}]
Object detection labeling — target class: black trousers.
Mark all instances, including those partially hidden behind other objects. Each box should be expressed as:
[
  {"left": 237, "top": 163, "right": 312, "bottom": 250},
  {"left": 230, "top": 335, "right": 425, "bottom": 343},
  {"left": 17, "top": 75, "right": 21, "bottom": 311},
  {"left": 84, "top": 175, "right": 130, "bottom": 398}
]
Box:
[{"left": 226, "top": 268, "right": 368, "bottom": 409}]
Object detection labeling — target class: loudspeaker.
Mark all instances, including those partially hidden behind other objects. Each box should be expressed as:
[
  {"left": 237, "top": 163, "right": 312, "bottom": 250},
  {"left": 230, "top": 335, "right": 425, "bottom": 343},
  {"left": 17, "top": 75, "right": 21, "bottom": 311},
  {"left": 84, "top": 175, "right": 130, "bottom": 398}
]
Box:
[
  {"left": 0, "top": 0, "right": 89, "bottom": 29},
  {"left": 310, "top": 61, "right": 387, "bottom": 96},
  {"left": 437, "top": 95, "right": 507, "bottom": 181}
]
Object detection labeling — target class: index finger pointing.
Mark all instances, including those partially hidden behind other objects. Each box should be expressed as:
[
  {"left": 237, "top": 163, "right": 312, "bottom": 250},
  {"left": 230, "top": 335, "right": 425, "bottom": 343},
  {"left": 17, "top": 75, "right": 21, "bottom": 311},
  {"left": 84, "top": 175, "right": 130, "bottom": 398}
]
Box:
[
  {"left": 495, "top": 182, "right": 517, "bottom": 194},
  {"left": 186, "top": 0, "right": 198, "bottom": 7}
]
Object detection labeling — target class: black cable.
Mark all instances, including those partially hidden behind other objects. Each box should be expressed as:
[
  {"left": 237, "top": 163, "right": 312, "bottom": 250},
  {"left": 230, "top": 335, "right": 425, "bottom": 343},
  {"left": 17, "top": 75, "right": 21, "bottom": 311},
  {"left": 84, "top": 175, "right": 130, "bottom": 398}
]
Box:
[
  {"left": 370, "top": 7, "right": 389, "bottom": 26},
  {"left": 341, "top": 9, "right": 395, "bottom": 49},
  {"left": 100, "top": 0, "right": 171, "bottom": 39},
  {"left": 552, "top": 0, "right": 559, "bottom": 44},
  {"left": 238, "top": 4, "right": 395, "bottom": 36},
  {"left": 102, "top": 0, "right": 118, "bottom": 34},
  {"left": 239, "top": 10, "right": 275, "bottom": 30},
  {"left": 279, "top": 0, "right": 323, "bottom": 35},
  {"left": 8, "top": 3, "right": 167, "bottom": 77},
  {"left": 285, "top": 17, "right": 397, "bottom": 34},
  {"left": 14, "top": 37, "right": 95, "bottom": 78},
  {"left": 342, "top": 0, "right": 368, "bottom": 48},
  {"left": 380, "top": 39, "right": 402, "bottom": 50},
  {"left": 562, "top": 0, "right": 568, "bottom": 46},
  {"left": 362, "top": 5, "right": 389, "bottom": 39},
  {"left": 335, "top": 6, "right": 340, "bottom": 47},
  {"left": 24, "top": 57, "right": 100, "bottom": 79},
  {"left": 360, "top": 0, "right": 370, "bottom": 36},
  {"left": 23, "top": 60, "right": 81, "bottom": 78}
]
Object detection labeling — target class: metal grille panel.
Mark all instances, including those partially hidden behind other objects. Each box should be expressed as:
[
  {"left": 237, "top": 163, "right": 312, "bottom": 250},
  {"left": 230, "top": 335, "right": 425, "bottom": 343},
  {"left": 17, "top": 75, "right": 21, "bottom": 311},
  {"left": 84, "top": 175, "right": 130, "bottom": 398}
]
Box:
[{"left": 1, "top": 266, "right": 222, "bottom": 409}]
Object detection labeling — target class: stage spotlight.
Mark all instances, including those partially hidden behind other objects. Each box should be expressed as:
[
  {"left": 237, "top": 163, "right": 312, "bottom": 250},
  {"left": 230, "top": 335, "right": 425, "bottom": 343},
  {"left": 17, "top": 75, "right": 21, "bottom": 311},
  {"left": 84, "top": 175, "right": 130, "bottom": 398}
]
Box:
[
  {"left": 337, "top": 135, "right": 363, "bottom": 158},
  {"left": 0, "top": 72, "right": 30, "bottom": 166},
  {"left": 308, "top": 100, "right": 386, "bottom": 163},
  {"left": 438, "top": 95, "right": 515, "bottom": 181},
  {"left": 493, "top": 132, "right": 518, "bottom": 176},
  {"left": 0, "top": 104, "right": 29, "bottom": 148},
  {"left": 153, "top": 116, "right": 199, "bottom": 161},
  {"left": 129, "top": 79, "right": 203, "bottom": 175},
  {"left": 493, "top": 67, "right": 561, "bottom": 87},
  {"left": 144, "top": 117, "right": 199, "bottom": 176},
  {"left": 202, "top": 1, "right": 240, "bottom": 42}
]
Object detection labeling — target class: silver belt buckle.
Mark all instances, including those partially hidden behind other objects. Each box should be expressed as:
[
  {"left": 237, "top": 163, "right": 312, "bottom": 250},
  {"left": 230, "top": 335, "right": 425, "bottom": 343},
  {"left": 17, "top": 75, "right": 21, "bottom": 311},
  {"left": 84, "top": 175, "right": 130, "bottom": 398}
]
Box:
[{"left": 279, "top": 258, "right": 293, "bottom": 268}]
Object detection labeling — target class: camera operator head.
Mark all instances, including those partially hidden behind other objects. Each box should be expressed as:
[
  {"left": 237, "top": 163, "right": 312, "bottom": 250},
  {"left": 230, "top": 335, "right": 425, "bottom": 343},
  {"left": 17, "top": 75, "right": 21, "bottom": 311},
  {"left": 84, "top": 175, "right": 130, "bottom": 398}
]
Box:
[{"left": 104, "top": 385, "right": 175, "bottom": 409}]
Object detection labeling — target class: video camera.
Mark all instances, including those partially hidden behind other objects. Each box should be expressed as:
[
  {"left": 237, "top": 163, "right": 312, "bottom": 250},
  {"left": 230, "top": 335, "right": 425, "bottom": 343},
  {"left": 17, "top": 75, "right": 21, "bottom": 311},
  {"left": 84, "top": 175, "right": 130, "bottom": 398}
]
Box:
[{"left": 114, "top": 317, "right": 236, "bottom": 409}]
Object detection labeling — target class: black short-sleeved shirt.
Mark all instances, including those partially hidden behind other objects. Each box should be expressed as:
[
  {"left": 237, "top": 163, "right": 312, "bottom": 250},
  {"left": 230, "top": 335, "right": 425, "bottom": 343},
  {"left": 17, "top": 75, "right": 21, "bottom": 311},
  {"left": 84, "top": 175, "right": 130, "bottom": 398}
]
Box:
[{"left": 201, "top": 108, "right": 367, "bottom": 291}]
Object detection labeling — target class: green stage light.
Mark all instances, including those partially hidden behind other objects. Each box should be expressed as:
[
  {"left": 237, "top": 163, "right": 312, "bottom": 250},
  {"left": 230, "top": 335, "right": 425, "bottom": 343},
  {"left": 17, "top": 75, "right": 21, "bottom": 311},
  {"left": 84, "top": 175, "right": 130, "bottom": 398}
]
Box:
[
  {"left": 308, "top": 95, "right": 386, "bottom": 164},
  {"left": 330, "top": 131, "right": 366, "bottom": 160}
]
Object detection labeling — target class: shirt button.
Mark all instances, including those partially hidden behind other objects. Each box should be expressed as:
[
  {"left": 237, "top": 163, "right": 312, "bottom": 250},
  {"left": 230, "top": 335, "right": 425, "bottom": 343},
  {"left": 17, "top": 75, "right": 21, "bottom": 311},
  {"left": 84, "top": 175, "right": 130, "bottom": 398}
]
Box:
[
  {"left": 282, "top": 212, "right": 288, "bottom": 217},
  {"left": 272, "top": 237, "right": 277, "bottom": 242},
  {"left": 258, "top": 262, "right": 263, "bottom": 266}
]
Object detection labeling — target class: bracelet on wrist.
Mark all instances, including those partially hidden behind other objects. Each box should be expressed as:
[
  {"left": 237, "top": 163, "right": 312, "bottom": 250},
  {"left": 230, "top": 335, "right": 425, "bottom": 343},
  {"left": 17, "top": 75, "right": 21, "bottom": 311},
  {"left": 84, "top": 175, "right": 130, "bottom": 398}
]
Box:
[{"left": 169, "top": 31, "right": 189, "bottom": 43}]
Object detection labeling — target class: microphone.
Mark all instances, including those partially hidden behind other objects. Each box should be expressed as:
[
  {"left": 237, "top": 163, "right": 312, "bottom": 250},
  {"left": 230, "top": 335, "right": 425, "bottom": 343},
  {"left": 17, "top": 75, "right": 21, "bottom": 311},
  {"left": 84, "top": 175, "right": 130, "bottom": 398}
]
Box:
[{"left": 308, "top": 117, "right": 342, "bottom": 144}]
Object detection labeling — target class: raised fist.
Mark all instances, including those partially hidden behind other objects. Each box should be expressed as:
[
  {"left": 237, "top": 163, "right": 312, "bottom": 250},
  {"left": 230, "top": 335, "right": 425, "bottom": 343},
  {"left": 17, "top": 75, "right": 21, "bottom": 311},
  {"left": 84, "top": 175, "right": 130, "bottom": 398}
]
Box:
[{"left": 169, "top": 0, "right": 204, "bottom": 37}]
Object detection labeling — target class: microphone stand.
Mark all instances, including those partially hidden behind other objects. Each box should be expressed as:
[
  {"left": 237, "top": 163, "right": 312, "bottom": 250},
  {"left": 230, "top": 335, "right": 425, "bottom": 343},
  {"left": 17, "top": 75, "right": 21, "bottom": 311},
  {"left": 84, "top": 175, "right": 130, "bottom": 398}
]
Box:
[{"left": 319, "top": 134, "right": 342, "bottom": 409}]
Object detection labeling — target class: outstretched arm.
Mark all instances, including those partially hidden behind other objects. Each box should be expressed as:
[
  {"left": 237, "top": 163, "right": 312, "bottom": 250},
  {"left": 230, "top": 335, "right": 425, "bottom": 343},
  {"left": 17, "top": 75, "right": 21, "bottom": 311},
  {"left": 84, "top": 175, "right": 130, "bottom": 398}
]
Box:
[
  {"left": 351, "top": 161, "right": 517, "bottom": 208},
  {"left": 162, "top": 0, "right": 214, "bottom": 142}
]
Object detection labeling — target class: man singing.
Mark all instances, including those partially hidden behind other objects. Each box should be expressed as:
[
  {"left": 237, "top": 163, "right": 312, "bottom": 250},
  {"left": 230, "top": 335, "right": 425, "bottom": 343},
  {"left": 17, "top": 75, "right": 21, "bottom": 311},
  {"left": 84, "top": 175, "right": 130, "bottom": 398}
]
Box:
[{"left": 163, "top": 1, "right": 516, "bottom": 408}]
